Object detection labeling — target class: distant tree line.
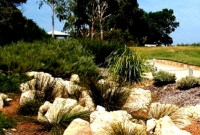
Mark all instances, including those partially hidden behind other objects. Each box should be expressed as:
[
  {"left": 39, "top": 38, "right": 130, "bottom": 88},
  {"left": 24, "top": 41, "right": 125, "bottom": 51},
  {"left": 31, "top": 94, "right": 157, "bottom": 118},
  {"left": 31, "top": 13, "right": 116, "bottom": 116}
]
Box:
[
  {"left": 0, "top": 0, "right": 48, "bottom": 46},
  {"left": 0, "top": 0, "right": 179, "bottom": 46}
]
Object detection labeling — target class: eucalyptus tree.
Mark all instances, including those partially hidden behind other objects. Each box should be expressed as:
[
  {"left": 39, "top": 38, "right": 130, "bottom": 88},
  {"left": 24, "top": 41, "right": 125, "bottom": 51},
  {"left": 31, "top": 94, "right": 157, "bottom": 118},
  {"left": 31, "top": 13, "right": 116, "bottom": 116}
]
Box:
[{"left": 37, "top": 0, "right": 68, "bottom": 38}]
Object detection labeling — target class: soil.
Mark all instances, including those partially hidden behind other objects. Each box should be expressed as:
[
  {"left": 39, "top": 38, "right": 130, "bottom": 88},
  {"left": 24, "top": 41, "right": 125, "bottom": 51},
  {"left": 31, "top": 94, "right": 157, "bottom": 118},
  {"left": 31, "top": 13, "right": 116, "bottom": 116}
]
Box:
[{"left": 1, "top": 83, "right": 200, "bottom": 135}]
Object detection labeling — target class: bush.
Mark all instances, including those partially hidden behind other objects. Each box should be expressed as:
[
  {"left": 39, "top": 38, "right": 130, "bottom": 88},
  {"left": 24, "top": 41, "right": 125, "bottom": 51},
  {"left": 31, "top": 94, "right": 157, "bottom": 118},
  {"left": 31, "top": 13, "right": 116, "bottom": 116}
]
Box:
[
  {"left": 0, "top": 112, "right": 16, "bottom": 133},
  {"left": 153, "top": 71, "right": 176, "bottom": 86},
  {"left": 18, "top": 99, "right": 43, "bottom": 116},
  {"left": 106, "top": 45, "right": 147, "bottom": 84},
  {"left": 0, "top": 73, "right": 32, "bottom": 93},
  {"left": 176, "top": 76, "right": 200, "bottom": 90},
  {"left": 0, "top": 39, "right": 98, "bottom": 78},
  {"left": 80, "top": 39, "right": 122, "bottom": 66}
]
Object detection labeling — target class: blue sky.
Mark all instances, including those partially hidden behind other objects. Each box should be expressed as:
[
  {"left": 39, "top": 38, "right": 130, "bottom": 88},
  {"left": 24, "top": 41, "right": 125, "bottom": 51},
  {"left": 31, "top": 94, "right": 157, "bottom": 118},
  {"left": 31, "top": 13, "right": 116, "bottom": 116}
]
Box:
[{"left": 22, "top": 0, "right": 200, "bottom": 45}]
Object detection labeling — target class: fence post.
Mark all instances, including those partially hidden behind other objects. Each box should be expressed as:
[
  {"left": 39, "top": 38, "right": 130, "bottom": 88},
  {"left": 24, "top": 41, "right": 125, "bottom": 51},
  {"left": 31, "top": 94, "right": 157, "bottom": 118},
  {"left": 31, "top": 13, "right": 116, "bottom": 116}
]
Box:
[
  {"left": 152, "top": 59, "right": 155, "bottom": 69},
  {"left": 189, "top": 67, "right": 193, "bottom": 76}
]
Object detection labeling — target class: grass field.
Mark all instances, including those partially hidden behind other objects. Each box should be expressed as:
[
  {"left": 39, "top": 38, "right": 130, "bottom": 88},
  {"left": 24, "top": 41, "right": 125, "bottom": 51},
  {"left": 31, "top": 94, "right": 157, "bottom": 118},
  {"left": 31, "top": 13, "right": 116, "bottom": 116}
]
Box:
[{"left": 131, "top": 46, "right": 200, "bottom": 66}]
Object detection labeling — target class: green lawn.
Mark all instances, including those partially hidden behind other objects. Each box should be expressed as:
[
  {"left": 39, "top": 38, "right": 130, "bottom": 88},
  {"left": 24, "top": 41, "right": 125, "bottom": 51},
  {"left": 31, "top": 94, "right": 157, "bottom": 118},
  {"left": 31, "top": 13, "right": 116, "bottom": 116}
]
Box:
[{"left": 131, "top": 46, "right": 200, "bottom": 66}]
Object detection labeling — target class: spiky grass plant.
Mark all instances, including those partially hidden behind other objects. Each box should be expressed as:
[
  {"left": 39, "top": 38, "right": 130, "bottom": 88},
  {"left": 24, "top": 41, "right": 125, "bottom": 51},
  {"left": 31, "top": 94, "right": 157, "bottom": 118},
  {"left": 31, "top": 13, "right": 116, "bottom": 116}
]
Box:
[
  {"left": 107, "top": 121, "right": 146, "bottom": 135},
  {"left": 0, "top": 112, "right": 16, "bottom": 134},
  {"left": 106, "top": 45, "right": 146, "bottom": 84},
  {"left": 153, "top": 70, "right": 176, "bottom": 86},
  {"left": 87, "top": 77, "right": 130, "bottom": 111},
  {"left": 148, "top": 103, "right": 190, "bottom": 128},
  {"left": 41, "top": 103, "right": 90, "bottom": 135}
]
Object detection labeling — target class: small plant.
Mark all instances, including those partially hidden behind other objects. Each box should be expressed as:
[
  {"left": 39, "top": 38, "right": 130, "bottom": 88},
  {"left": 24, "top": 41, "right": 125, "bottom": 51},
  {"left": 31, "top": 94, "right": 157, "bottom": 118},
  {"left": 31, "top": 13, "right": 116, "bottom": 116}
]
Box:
[
  {"left": 176, "top": 76, "right": 200, "bottom": 90},
  {"left": 87, "top": 76, "right": 130, "bottom": 111},
  {"left": 148, "top": 103, "right": 189, "bottom": 128},
  {"left": 0, "top": 112, "right": 16, "bottom": 134},
  {"left": 106, "top": 45, "right": 147, "bottom": 84},
  {"left": 41, "top": 103, "right": 90, "bottom": 135},
  {"left": 153, "top": 71, "right": 176, "bottom": 86},
  {"left": 18, "top": 99, "right": 43, "bottom": 116},
  {"left": 107, "top": 121, "right": 146, "bottom": 135}
]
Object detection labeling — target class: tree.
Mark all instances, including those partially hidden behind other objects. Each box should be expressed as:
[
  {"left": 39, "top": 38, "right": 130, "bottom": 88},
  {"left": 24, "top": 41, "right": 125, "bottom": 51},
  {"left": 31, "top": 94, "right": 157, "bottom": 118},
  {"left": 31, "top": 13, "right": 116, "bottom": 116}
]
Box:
[
  {"left": 145, "top": 9, "right": 179, "bottom": 46},
  {"left": 37, "top": 0, "right": 67, "bottom": 38}
]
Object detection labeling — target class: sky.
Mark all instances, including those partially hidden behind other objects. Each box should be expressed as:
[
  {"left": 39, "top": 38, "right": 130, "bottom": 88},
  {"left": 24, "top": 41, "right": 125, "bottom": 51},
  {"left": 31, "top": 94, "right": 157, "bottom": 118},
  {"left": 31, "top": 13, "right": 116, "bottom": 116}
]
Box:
[{"left": 22, "top": 0, "right": 200, "bottom": 45}]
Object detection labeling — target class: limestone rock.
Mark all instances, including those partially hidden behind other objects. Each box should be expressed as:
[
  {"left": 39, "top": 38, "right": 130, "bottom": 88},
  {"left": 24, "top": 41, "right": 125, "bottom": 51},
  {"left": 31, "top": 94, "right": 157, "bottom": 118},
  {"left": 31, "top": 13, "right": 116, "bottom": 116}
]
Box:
[
  {"left": 70, "top": 74, "right": 80, "bottom": 83},
  {"left": 147, "top": 116, "right": 191, "bottom": 135},
  {"left": 63, "top": 118, "right": 92, "bottom": 135},
  {"left": 38, "top": 98, "right": 89, "bottom": 124},
  {"left": 123, "top": 88, "right": 151, "bottom": 114},
  {"left": 0, "top": 96, "right": 3, "bottom": 109},
  {"left": 38, "top": 101, "right": 52, "bottom": 122},
  {"left": 19, "top": 90, "right": 36, "bottom": 105},
  {"left": 90, "top": 109, "right": 145, "bottom": 135},
  {"left": 181, "top": 105, "right": 200, "bottom": 119},
  {"left": 79, "top": 91, "right": 95, "bottom": 112}
]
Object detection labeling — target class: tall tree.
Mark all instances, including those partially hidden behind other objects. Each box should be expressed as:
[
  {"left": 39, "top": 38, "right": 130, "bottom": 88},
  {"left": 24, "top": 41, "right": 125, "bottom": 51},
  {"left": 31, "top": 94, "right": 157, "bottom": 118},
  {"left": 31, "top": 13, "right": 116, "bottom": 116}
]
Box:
[{"left": 145, "top": 8, "right": 179, "bottom": 45}]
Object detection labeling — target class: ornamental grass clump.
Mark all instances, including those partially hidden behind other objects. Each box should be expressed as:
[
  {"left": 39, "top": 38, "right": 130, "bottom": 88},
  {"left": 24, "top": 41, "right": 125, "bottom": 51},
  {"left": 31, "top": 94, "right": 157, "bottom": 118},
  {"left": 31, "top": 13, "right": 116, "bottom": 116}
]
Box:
[
  {"left": 107, "top": 121, "right": 146, "bottom": 135},
  {"left": 176, "top": 76, "right": 200, "bottom": 90},
  {"left": 153, "top": 70, "right": 176, "bottom": 86},
  {"left": 86, "top": 76, "right": 130, "bottom": 111},
  {"left": 41, "top": 103, "right": 90, "bottom": 135},
  {"left": 106, "top": 45, "right": 147, "bottom": 84}
]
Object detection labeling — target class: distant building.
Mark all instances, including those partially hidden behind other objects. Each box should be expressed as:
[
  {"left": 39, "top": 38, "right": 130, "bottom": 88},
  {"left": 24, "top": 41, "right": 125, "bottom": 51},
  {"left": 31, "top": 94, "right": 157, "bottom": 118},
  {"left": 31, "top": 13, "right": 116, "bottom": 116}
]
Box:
[{"left": 47, "top": 30, "right": 70, "bottom": 38}]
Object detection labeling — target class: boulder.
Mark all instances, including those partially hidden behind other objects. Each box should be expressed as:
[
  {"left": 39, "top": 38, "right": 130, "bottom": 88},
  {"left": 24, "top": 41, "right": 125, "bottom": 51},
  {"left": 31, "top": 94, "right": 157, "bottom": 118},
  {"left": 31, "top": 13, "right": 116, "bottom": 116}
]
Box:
[
  {"left": 63, "top": 118, "right": 92, "bottom": 135},
  {"left": 19, "top": 90, "right": 36, "bottom": 105},
  {"left": 90, "top": 108, "right": 145, "bottom": 135},
  {"left": 38, "top": 98, "right": 89, "bottom": 124},
  {"left": 123, "top": 88, "right": 151, "bottom": 114},
  {"left": 147, "top": 116, "right": 191, "bottom": 135},
  {"left": 79, "top": 91, "right": 95, "bottom": 112},
  {"left": 38, "top": 101, "right": 52, "bottom": 122}
]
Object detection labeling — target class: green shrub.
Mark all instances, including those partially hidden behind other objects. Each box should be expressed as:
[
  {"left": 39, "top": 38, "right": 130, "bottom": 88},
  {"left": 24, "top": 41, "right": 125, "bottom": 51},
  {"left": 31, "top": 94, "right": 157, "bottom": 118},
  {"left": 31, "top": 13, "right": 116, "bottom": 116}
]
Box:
[
  {"left": 0, "top": 73, "right": 32, "bottom": 93},
  {"left": 86, "top": 76, "right": 130, "bottom": 111},
  {"left": 0, "top": 112, "right": 16, "bottom": 133},
  {"left": 153, "top": 71, "right": 176, "bottom": 86},
  {"left": 0, "top": 39, "right": 98, "bottom": 78},
  {"left": 176, "top": 76, "right": 200, "bottom": 90},
  {"left": 106, "top": 45, "right": 147, "bottom": 84},
  {"left": 80, "top": 39, "right": 122, "bottom": 66},
  {"left": 18, "top": 99, "right": 43, "bottom": 116}
]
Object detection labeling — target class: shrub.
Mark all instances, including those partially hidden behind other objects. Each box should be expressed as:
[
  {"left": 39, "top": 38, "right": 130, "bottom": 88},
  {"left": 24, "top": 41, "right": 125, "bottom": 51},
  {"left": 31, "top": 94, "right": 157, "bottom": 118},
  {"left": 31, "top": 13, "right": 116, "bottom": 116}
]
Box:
[
  {"left": 80, "top": 39, "right": 122, "bottom": 66},
  {"left": 0, "top": 112, "right": 16, "bottom": 133},
  {"left": 153, "top": 71, "right": 176, "bottom": 86},
  {"left": 0, "top": 39, "right": 98, "bottom": 78},
  {"left": 86, "top": 76, "right": 130, "bottom": 111},
  {"left": 18, "top": 99, "right": 43, "bottom": 116},
  {"left": 176, "top": 76, "right": 200, "bottom": 90},
  {"left": 0, "top": 73, "right": 32, "bottom": 93},
  {"left": 106, "top": 45, "right": 147, "bottom": 84}
]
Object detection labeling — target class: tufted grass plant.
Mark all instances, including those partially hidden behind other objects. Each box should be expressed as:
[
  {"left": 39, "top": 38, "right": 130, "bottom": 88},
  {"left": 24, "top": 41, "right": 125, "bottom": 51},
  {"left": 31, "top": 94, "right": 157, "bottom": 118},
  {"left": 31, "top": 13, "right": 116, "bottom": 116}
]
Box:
[
  {"left": 106, "top": 45, "right": 147, "bottom": 84},
  {"left": 18, "top": 99, "right": 43, "bottom": 116},
  {"left": 148, "top": 103, "right": 190, "bottom": 128},
  {"left": 41, "top": 103, "right": 90, "bottom": 135},
  {"left": 107, "top": 121, "right": 146, "bottom": 135},
  {"left": 86, "top": 76, "right": 130, "bottom": 111},
  {"left": 153, "top": 70, "right": 176, "bottom": 86},
  {"left": 176, "top": 76, "right": 200, "bottom": 90}
]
